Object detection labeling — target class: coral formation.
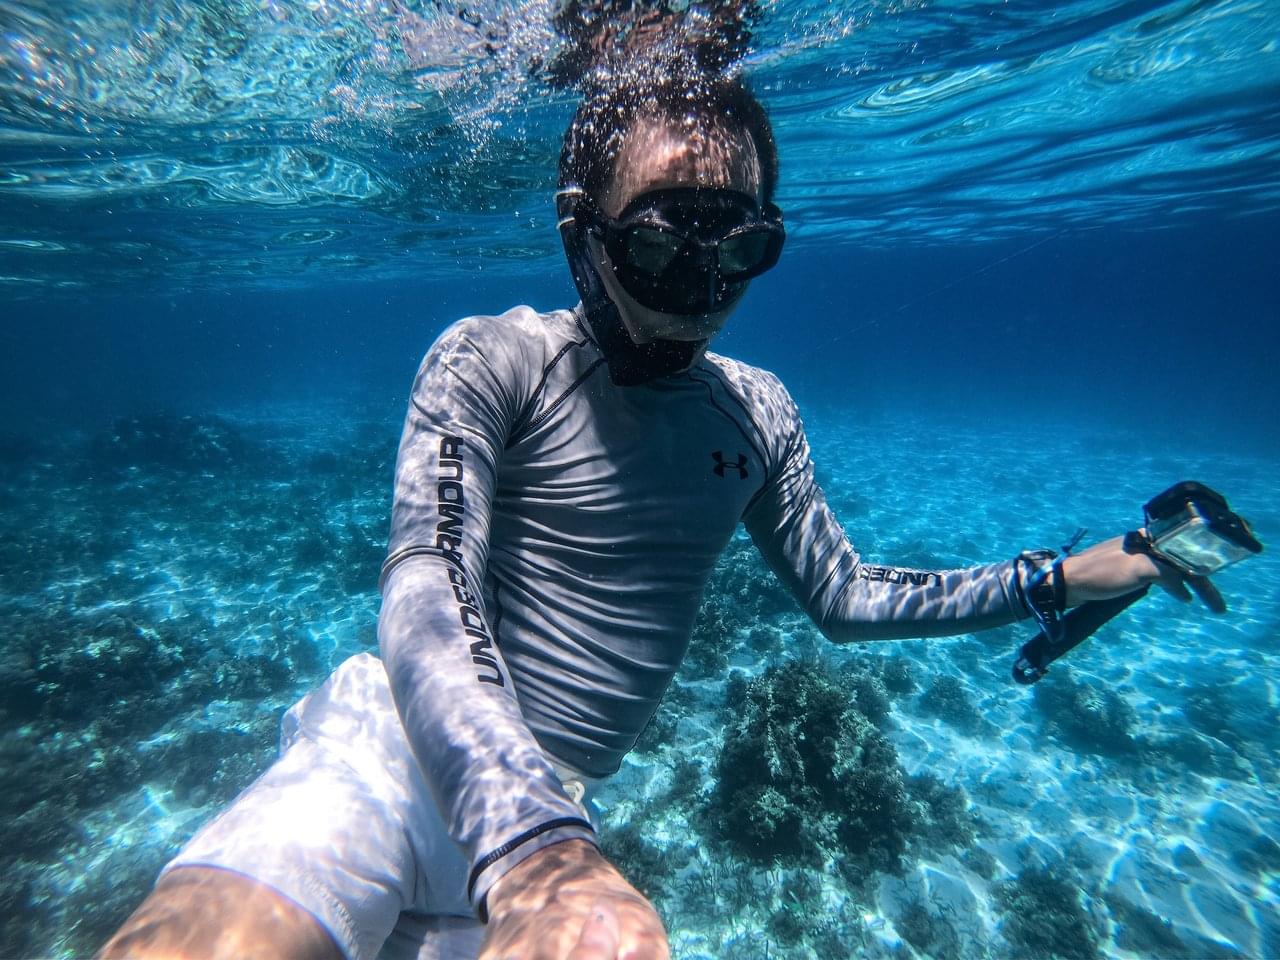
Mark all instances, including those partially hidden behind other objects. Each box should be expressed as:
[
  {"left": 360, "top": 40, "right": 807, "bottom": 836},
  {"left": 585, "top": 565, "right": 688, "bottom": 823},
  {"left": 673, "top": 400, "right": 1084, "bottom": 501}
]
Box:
[
  {"left": 684, "top": 534, "right": 799, "bottom": 679},
  {"left": 0, "top": 414, "right": 392, "bottom": 957},
  {"left": 996, "top": 866, "right": 1100, "bottom": 960},
  {"left": 842, "top": 662, "right": 892, "bottom": 724},
  {"left": 713, "top": 658, "right": 969, "bottom": 875},
  {"left": 1031, "top": 670, "right": 1138, "bottom": 757},
  {"left": 878, "top": 655, "right": 918, "bottom": 696},
  {"left": 907, "top": 772, "right": 980, "bottom": 850},
  {"left": 599, "top": 816, "right": 675, "bottom": 903},
  {"left": 897, "top": 897, "right": 962, "bottom": 960},
  {"left": 917, "top": 674, "right": 994, "bottom": 736}
]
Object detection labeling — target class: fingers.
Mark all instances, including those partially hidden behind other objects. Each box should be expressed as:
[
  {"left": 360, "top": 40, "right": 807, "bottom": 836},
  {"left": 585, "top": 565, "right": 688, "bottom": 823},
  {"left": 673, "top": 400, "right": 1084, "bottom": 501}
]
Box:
[
  {"left": 1187, "top": 575, "right": 1228, "bottom": 614},
  {"left": 1157, "top": 577, "right": 1193, "bottom": 603},
  {"left": 567, "top": 902, "right": 620, "bottom": 960},
  {"left": 1154, "top": 568, "right": 1227, "bottom": 613}
]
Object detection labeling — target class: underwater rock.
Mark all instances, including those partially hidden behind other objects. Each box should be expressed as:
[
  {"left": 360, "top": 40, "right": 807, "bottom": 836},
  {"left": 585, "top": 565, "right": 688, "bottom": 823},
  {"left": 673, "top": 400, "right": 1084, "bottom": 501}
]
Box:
[
  {"left": 1031, "top": 670, "right": 1138, "bottom": 757},
  {"left": 713, "top": 659, "right": 928, "bottom": 872},
  {"left": 996, "top": 865, "right": 1101, "bottom": 960}
]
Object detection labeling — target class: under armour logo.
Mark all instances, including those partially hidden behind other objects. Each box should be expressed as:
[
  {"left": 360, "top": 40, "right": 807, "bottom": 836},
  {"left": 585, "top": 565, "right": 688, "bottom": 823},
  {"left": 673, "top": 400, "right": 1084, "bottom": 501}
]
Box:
[{"left": 712, "top": 450, "right": 748, "bottom": 479}]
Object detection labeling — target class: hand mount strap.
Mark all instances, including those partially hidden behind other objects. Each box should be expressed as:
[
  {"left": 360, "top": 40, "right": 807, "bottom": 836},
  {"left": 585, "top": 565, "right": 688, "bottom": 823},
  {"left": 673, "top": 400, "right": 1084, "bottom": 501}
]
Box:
[{"left": 1011, "top": 527, "right": 1152, "bottom": 685}]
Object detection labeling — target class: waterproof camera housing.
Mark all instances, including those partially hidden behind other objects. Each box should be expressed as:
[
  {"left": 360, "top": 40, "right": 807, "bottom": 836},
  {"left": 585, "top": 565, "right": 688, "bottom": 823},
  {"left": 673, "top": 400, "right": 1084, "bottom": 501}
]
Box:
[{"left": 1145, "top": 481, "right": 1262, "bottom": 577}]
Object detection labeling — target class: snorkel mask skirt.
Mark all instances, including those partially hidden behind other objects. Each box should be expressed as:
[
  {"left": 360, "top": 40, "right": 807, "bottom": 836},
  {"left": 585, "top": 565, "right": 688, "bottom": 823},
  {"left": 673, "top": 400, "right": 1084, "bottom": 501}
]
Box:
[{"left": 557, "top": 185, "right": 706, "bottom": 386}]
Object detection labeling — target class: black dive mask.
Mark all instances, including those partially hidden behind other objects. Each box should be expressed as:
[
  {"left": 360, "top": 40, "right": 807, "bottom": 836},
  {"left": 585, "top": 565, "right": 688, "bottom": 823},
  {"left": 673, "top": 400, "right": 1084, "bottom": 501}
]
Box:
[
  {"left": 558, "top": 185, "right": 708, "bottom": 386},
  {"left": 580, "top": 187, "right": 784, "bottom": 315}
]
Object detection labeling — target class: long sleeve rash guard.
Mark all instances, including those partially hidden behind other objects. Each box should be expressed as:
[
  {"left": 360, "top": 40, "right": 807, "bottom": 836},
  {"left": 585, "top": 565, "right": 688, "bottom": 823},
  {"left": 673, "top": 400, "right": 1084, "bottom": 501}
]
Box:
[{"left": 378, "top": 304, "right": 1037, "bottom": 915}]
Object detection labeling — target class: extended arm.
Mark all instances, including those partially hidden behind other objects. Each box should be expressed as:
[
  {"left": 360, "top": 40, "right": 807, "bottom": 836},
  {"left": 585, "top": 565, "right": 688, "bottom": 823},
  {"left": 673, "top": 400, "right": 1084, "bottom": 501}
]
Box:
[
  {"left": 743, "top": 396, "right": 1033, "bottom": 642},
  {"left": 378, "top": 317, "right": 595, "bottom": 918},
  {"left": 743, "top": 390, "right": 1198, "bottom": 642}
]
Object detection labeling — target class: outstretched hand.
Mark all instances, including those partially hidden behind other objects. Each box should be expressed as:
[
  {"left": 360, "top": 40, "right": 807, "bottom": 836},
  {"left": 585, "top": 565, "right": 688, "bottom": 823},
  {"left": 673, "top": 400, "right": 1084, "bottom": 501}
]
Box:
[
  {"left": 480, "top": 840, "right": 669, "bottom": 960},
  {"left": 1061, "top": 534, "right": 1226, "bottom": 613}
]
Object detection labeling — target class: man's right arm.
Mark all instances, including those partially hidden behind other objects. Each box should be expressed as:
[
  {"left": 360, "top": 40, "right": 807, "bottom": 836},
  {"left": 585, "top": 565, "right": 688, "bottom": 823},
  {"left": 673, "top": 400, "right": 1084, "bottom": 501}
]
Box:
[{"left": 378, "top": 314, "right": 596, "bottom": 919}]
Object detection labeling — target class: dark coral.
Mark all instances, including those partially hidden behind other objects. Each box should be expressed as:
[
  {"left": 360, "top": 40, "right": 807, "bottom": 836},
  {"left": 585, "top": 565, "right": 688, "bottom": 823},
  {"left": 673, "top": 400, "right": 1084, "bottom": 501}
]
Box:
[
  {"left": 879, "top": 655, "right": 917, "bottom": 697},
  {"left": 0, "top": 413, "right": 396, "bottom": 957},
  {"left": 907, "top": 772, "right": 980, "bottom": 850},
  {"left": 1031, "top": 670, "right": 1138, "bottom": 757},
  {"left": 918, "top": 675, "right": 993, "bottom": 737},
  {"left": 600, "top": 816, "right": 679, "bottom": 904},
  {"left": 996, "top": 866, "right": 1100, "bottom": 960},
  {"left": 897, "top": 898, "right": 962, "bottom": 960},
  {"left": 684, "top": 535, "right": 799, "bottom": 679},
  {"left": 841, "top": 663, "right": 892, "bottom": 724},
  {"left": 713, "top": 659, "right": 929, "bottom": 873}
]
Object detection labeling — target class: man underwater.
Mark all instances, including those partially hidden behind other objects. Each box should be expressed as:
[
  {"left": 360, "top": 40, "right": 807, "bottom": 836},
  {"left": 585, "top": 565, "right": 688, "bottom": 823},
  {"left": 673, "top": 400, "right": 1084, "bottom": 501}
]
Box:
[{"left": 99, "top": 37, "right": 1219, "bottom": 960}]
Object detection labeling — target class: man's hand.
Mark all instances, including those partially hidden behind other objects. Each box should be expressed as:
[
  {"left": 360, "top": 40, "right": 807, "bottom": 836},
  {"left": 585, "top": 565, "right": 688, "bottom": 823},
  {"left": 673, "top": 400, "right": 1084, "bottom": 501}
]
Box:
[
  {"left": 480, "top": 839, "right": 669, "bottom": 960},
  {"left": 1061, "top": 534, "right": 1226, "bottom": 613}
]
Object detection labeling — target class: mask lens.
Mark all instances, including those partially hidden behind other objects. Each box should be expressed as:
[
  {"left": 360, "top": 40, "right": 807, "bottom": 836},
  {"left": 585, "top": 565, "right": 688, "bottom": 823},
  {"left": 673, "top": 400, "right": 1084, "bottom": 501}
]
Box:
[
  {"left": 599, "top": 189, "right": 784, "bottom": 315},
  {"left": 623, "top": 226, "right": 686, "bottom": 274},
  {"left": 718, "top": 230, "right": 772, "bottom": 276}
]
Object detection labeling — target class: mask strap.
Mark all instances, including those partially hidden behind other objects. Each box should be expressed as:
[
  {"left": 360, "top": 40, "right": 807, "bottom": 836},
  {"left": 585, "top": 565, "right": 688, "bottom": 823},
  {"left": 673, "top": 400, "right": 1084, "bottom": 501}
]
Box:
[{"left": 555, "top": 186, "right": 587, "bottom": 235}]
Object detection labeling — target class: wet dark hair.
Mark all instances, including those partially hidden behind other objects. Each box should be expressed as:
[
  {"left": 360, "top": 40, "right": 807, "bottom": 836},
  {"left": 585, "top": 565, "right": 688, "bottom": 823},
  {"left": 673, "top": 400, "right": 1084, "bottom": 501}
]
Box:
[
  {"left": 548, "top": 0, "right": 777, "bottom": 204},
  {"left": 557, "top": 66, "right": 779, "bottom": 204}
]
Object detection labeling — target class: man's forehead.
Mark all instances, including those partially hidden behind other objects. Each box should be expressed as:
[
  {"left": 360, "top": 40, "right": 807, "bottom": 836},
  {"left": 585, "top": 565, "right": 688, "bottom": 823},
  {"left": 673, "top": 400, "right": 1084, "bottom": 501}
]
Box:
[{"left": 602, "top": 115, "right": 761, "bottom": 215}]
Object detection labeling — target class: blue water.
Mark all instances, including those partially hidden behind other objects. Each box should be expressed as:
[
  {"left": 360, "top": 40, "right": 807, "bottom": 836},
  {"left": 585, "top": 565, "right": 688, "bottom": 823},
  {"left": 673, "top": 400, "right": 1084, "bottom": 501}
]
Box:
[{"left": 2, "top": 0, "right": 1279, "bottom": 956}]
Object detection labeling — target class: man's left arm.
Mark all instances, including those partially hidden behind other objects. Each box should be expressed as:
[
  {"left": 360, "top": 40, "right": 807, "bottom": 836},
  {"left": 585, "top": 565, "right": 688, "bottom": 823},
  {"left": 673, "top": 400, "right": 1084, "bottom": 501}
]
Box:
[{"left": 742, "top": 388, "right": 1181, "bottom": 642}]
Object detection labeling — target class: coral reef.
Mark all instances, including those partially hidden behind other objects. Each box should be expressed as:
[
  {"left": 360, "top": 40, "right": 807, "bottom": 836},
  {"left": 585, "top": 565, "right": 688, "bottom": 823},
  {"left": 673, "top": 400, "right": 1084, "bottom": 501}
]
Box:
[
  {"left": 878, "top": 655, "right": 918, "bottom": 696},
  {"left": 907, "top": 772, "right": 980, "bottom": 850},
  {"left": 0, "top": 413, "right": 393, "bottom": 958},
  {"left": 684, "top": 534, "right": 799, "bottom": 679},
  {"left": 712, "top": 658, "right": 966, "bottom": 875},
  {"left": 599, "top": 815, "right": 676, "bottom": 903},
  {"left": 897, "top": 897, "right": 962, "bottom": 960},
  {"left": 917, "top": 674, "right": 994, "bottom": 737},
  {"left": 1031, "top": 670, "right": 1138, "bottom": 757},
  {"left": 841, "top": 662, "right": 893, "bottom": 724},
  {"left": 996, "top": 866, "right": 1100, "bottom": 960}
]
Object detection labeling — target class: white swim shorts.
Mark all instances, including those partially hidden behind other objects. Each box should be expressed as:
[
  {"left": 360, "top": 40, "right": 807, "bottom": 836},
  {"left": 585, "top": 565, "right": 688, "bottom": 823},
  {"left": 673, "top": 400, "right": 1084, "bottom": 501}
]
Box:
[{"left": 163, "top": 653, "right": 598, "bottom": 960}]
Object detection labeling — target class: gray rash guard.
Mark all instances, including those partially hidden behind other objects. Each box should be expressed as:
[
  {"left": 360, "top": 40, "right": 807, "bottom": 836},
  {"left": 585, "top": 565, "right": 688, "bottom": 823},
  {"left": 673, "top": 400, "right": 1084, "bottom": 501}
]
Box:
[{"left": 378, "top": 304, "right": 1038, "bottom": 915}]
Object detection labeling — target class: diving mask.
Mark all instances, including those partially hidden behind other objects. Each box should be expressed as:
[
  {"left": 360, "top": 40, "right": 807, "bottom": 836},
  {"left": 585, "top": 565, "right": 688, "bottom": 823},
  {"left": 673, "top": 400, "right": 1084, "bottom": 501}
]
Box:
[{"left": 561, "top": 186, "right": 785, "bottom": 316}]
